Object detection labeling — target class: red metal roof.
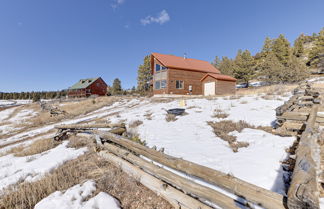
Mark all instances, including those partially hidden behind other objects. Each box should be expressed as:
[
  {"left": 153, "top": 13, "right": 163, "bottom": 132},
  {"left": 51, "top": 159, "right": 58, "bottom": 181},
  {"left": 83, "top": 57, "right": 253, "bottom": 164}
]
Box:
[
  {"left": 151, "top": 52, "right": 221, "bottom": 74},
  {"left": 200, "top": 73, "right": 237, "bottom": 82}
]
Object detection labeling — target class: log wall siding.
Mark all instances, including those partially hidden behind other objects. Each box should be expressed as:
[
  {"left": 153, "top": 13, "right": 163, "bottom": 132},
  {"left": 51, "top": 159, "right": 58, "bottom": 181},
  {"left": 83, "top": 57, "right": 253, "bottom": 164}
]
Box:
[{"left": 215, "top": 80, "right": 236, "bottom": 95}]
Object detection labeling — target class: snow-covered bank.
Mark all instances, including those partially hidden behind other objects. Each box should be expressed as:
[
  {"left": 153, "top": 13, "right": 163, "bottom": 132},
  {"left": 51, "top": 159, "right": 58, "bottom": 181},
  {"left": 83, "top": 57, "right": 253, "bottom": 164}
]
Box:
[
  {"left": 34, "top": 180, "right": 120, "bottom": 209},
  {"left": 107, "top": 95, "right": 294, "bottom": 194},
  {"left": 0, "top": 141, "right": 87, "bottom": 191}
]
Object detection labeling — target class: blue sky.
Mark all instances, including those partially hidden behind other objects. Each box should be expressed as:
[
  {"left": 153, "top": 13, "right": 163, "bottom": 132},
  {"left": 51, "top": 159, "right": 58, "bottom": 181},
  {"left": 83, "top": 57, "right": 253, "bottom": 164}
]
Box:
[{"left": 0, "top": 0, "right": 323, "bottom": 92}]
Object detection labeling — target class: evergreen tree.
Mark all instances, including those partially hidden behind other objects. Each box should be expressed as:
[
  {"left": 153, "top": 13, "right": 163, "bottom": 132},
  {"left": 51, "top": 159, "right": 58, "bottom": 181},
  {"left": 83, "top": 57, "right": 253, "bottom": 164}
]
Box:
[
  {"left": 218, "top": 57, "right": 235, "bottom": 76},
  {"left": 111, "top": 78, "right": 122, "bottom": 95},
  {"left": 261, "top": 37, "right": 273, "bottom": 58},
  {"left": 285, "top": 56, "right": 309, "bottom": 82},
  {"left": 272, "top": 34, "right": 291, "bottom": 66},
  {"left": 137, "top": 55, "right": 152, "bottom": 93},
  {"left": 293, "top": 34, "right": 305, "bottom": 58},
  {"left": 259, "top": 52, "right": 286, "bottom": 83},
  {"left": 309, "top": 28, "right": 324, "bottom": 67},
  {"left": 233, "top": 50, "right": 256, "bottom": 85},
  {"left": 211, "top": 56, "right": 221, "bottom": 68}
]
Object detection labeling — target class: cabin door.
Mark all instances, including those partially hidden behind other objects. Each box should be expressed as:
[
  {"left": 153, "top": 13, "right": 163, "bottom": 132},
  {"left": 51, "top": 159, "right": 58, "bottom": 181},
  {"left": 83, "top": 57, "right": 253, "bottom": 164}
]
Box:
[{"left": 204, "top": 82, "right": 215, "bottom": 96}]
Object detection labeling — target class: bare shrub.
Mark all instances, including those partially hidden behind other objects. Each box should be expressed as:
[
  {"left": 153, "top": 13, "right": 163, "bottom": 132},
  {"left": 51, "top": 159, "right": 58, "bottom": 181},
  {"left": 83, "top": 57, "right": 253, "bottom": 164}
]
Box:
[
  {"left": 14, "top": 138, "right": 61, "bottom": 157},
  {"left": 165, "top": 114, "right": 177, "bottom": 122},
  {"left": 240, "top": 100, "right": 248, "bottom": 104},
  {"left": 208, "top": 120, "right": 273, "bottom": 152},
  {"left": 129, "top": 120, "right": 143, "bottom": 128},
  {"left": 0, "top": 152, "right": 172, "bottom": 209},
  {"left": 212, "top": 109, "right": 229, "bottom": 119}
]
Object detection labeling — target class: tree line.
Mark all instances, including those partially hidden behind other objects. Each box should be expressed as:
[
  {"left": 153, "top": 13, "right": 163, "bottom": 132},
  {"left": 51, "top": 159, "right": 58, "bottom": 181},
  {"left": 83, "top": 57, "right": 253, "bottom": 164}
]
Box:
[
  {"left": 0, "top": 91, "right": 67, "bottom": 101},
  {"left": 212, "top": 28, "right": 324, "bottom": 86}
]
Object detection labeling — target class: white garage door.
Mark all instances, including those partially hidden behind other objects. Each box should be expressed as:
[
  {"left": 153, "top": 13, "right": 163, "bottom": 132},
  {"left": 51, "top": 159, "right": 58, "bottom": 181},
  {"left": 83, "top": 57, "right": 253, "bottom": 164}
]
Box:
[{"left": 204, "top": 82, "right": 215, "bottom": 96}]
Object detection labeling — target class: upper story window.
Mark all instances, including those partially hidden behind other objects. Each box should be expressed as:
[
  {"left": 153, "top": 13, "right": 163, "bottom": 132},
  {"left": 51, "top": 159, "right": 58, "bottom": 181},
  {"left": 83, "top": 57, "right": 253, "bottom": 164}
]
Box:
[{"left": 155, "top": 64, "right": 167, "bottom": 73}]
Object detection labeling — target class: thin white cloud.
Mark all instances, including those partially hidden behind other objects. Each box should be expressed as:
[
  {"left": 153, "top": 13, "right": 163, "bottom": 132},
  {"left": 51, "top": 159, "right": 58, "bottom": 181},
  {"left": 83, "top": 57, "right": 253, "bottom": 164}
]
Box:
[
  {"left": 111, "top": 0, "right": 125, "bottom": 9},
  {"left": 140, "top": 10, "right": 170, "bottom": 26}
]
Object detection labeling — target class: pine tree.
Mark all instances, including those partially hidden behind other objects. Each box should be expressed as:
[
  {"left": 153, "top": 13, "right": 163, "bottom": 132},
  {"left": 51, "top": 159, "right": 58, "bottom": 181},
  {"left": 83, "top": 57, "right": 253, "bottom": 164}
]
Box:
[
  {"left": 309, "top": 28, "right": 324, "bottom": 67},
  {"left": 212, "top": 56, "right": 221, "bottom": 69},
  {"left": 111, "top": 78, "right": 122, "bottom": 95},
  {"left": 285, "top": 56, "right": 309, "bottom": 82},
  {"left": 218, "top": 57, "right": 235, "bottom": 76},
  {"left": 293, "top": 34, "right": 305, "bottom": 58},
  {"left": 233, "top": 50, "right": 256, "bottom": 86},
  {"left": 259, "top": 52, "right": 285, "bottom": 83},
  {"left": 272, "top": 34, "right": 291, "bottom": 66},
  {"left": 261, "top": 37, "right": 273, "bottom": 58},
  {"left": 137, "top": 55, "right": 152, "bottom": 93}
]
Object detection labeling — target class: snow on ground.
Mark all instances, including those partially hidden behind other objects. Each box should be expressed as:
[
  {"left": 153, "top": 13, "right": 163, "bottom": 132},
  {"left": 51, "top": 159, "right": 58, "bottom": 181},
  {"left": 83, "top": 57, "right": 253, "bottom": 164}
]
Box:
[
  {"left": 0, "top": 141, "right": 87, "bottom": 191},
  {"left": 107, "top": 95, "right": 295, "bottom": 194},
  {"left": 0, "top": 95, "right": 295, "bottom": 197},
  {"left": 0, "top": 107, "right": 37, "bottom": 135},
  {"left": 0, "top": 98, "right": 144, "bottom": 147},
  {"left": 34, "top": 180, "right": 120, "bottom": 209},
  {"left": 0, "top": 100, "right": 31, "bottom": 107},
  {"left": 320, "top": 198, "right": 324, "bottom": 209}
]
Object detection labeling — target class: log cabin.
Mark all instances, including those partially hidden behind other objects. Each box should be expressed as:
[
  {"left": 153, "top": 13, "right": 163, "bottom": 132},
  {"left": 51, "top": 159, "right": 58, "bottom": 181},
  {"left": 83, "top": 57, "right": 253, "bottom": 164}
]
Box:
[
  {"left": 68, "top": 77, "right": 108, "bottom": 97},
  {"left": 151, "top": 53, "right": 236, "bottom": 96}
]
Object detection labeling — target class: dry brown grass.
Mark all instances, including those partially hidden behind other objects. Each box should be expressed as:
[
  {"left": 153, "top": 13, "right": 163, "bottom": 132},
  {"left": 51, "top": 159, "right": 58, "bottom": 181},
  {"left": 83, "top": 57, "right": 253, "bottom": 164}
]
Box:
[
  {"left": 128, "top": 120, "right": 143, "bottom": 128},
  {"left": 212, "top": 109, "right": 229, "bottom": 119},
  {"left": 208, "top": 120, "right": 272, "bottom": 152},
  {"left": 0, "top": 151, "right": 172, "bottom": 209},
  {"left": 236, "top": 84, "right": 297, "bottom": 96},
  {"left": 13, "top": 138, "right": 61, "bottom": 157},
  {"left": 67, "top": 135, "right": 95, "bottom": 149},
  {"left": 29, "top": 97, "right": 120, "bottom": 127},
  {"left": 165, "top": 114, "right": 177, "bottom": 122}
]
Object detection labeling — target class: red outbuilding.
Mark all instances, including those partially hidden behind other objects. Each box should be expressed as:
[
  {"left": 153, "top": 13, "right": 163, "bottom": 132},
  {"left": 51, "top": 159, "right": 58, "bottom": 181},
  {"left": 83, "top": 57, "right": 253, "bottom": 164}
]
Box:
[{"left": 68, "top": 77, "right": 108, "bottom": 97}]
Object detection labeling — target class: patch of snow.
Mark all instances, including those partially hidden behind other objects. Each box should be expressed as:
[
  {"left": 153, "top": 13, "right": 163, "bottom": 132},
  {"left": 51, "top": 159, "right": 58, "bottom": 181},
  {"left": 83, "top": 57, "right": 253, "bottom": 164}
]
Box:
[
  {"left": 320, "top": 198, "right": 324, "bottom": 209},
  {"left": 34, "top": 180, "right": 120, "bottom": 209},
  {"left": 106, "top": 95, "right": 294, "bottom": 194},
  {"left": 0, "top": 141, "right": 87, "bottom": 191}
]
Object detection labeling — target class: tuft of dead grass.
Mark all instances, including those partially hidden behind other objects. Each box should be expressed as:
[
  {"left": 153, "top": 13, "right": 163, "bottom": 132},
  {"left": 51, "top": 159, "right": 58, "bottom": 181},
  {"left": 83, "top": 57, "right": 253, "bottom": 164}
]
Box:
[
  {"left": 128, "top": 120, "right": 143, "bottom": 128},
  {"left": 165, "top": 114, "right": 177, "bottom": 122},
  {"left": 144, "top": 112, "right": 153, "bottom": 120},
  {"left": 208, "top": 120, "right": 273, "bottom": 152},
  {"left": 212, "top": 109, "right": 229, "bottom": 119},
  {"left": 0, "top": 151, "right": 171, "bottom": 209}
]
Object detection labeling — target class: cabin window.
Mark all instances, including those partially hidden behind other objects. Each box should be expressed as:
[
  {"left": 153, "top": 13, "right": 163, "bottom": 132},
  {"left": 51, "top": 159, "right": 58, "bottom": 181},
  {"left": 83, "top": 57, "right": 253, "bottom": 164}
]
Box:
[
  {"left": 161, "top": 80, "right": 167, "bottom": 89},
  {"left": 176, "top": 80, "right": 184, "bottom": 89},
  {"left": 155, "top": 81, "right": 161, "bottom": 89},
  {"left": 155, "top": 64, "right": 161, "bottom": 72},
  {"left": 155, "top": 64, "right": 167, "bottom": 72}
]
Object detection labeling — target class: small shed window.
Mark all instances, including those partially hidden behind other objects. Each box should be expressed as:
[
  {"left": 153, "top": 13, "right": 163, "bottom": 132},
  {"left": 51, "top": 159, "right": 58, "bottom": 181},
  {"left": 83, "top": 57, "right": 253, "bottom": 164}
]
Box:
[
  {"left": 155, "top": 81, "right": 161, "bottom": 89},
  {"left": 176, "top": 80, "right": 184, "bottom": 89}
]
